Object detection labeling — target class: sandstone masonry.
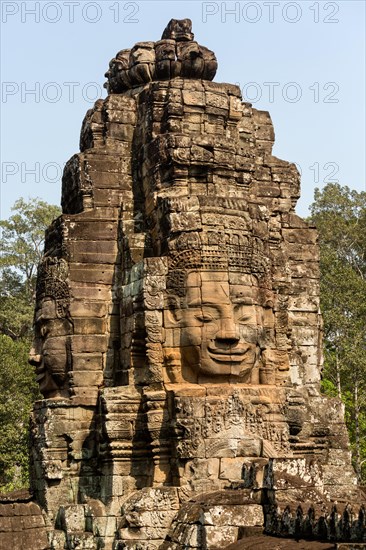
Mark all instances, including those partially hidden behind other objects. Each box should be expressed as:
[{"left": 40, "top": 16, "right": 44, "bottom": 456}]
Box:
[{"left": 1, "top": 19, "right": 365, "bottom": 550}]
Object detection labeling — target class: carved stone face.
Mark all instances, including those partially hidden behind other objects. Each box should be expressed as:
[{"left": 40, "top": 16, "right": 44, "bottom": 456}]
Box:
[
  {"left": 115, "top": 49, "right": 131, "bottom": 69},
  {"left": 155, "top": 40, "right": 176, "bottom": 62},
  {"left": 130, "top": 42, "right": 155, "bottom": 65},
  {"left": 166, "top": 271, "right": 269, "bottom": 382},
  {"left": 29, "top": 298, "right": 72, "bottom": 398}
]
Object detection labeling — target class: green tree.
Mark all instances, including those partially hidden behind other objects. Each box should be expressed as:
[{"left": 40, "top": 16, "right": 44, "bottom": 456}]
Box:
[
  {"left": 0, "top": 197, "right": 61, "bottom": 339},
  {"left": 0, "top": 197, "right": 60, "bottom": 492},
  {"left": 309, "top": 183, "right": 366, "bottom": 481},
  {"left": 0, "top": 336, "right": 40, "bottom": 492}
]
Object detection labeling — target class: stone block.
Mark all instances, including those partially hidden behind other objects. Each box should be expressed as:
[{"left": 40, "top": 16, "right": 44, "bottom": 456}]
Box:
[
  {"left": 229, "top": 96, "right": 243, "bottom": 120},
  {"left": 104, "top": 94, "right": 136, "bottom": 111},
  {"left": 69, "top": 240, "right": 118, "bottom": 256},
  {"left": 69, "top": 300, "right": 107, "bottom": 318},
  {"left": 69, "top": 370, "right": 104, "bottom": 387},
  {"left": 115, "top": 541, "right": 161, "bottom": 550},
  {"left": 68, "top": 221, "right": 118, "bottom": 241},
  {"left": 70, "top": 334, "right": 107, "bottom": 353},
  {"left": 204, "top": 524, "right": 238, "bottom": 547},
  {"left": 65, "top": 532, "right": 96, "bottom": 549},
  {"left": 57, "top": 505, "right": 86, "bottom": 533},
  {"left": 93, "top": 188, "right": 130, "bottom": 206},
  {"left": 72, "top": 353, "right": 104, "bottom": 371},
  {"left": 69, "top": 265, "right": 115, "bottom": 285},
  {"left": 182, "top": 90, "right": 205, "bottom": 106},
  {"left": 69, "top": 388, "right": 100, "bottom": 402},
  {"left": 219, "top": 457, "right": 247, "bottom": 480},
  {"left": 106, "top": 122, "right": 134, "bottom": 141},
  {"left": 255, "top": 124, "right": 275, "bottom": 142},
  {"left": 72, "top": 318, "right": 107, "bottom": 335},
  {"left": 0, "top": 515, "right": 12, "bottom": 531},
  {"left": 205, "top": 91, "right": 229, "bottom": 110}
]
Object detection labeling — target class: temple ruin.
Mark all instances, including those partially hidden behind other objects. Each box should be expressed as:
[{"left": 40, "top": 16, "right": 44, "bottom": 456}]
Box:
[{"left": 0, "top": 19, "right": 365, "bottom": 550}]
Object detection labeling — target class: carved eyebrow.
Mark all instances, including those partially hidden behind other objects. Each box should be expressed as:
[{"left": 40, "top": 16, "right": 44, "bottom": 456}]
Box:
[
  {"left": 231, "top": 296, "right": 253, "bottom": 304},
  {"left": 187, "top": 301, "right": 221, "bottom": 308}
]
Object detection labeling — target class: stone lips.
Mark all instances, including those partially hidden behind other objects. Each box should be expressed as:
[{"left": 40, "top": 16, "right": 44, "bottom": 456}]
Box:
[{"left": 104, "top": 18, "right": 217, "bottom": 93}]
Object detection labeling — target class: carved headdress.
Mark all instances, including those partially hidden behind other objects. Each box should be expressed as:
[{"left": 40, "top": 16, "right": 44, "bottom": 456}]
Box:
[
  {"left": 167, "top": 231, "right": 271, "bottom": 297},
  {"left": 36, "top": 257, "right": 70, "bottom": 317}
]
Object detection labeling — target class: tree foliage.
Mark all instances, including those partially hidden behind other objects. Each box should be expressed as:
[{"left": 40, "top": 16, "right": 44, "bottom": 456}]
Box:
[
  {"left": 0, "top": 197, "right": 61, "bottom": 340},
  {"left": 0, "top": 336, "right": 40, "bottom": 492},
  {"left": 0, "top": 197, "right": 60, "bottom": 492},
  {"left": 309, "top": 183, "right": 366, "bottom": 481}
]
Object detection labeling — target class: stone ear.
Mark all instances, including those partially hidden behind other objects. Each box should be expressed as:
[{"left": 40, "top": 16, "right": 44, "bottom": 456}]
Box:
[
  {"left": 165, "top": 305, "right": 183, "bottom": 326},
  {"left": 164, "top": 296, "right": 183, "bottom": 326}
]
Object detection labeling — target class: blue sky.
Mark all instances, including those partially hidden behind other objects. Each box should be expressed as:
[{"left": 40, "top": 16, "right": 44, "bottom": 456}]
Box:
[{"left": 1, "top": 0, "right": 365, "bottom": 219}]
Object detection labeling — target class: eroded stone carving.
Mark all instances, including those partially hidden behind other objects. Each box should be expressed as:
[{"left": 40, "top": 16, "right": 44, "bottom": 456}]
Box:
[
  {"left": 104, "top": 18, "right": 217, "bottom": 93},
  {"left": 163, "top": 237, "right": 276, "bottom": 384},
  {"left": 4, "top": 18, "right": 363, "bottom": 550},
  {"left": 36, "top": 257, "right": 70, "bottom": 318},
  {"left": 29, "top": 257, "right": 72, "bottom": 398}
]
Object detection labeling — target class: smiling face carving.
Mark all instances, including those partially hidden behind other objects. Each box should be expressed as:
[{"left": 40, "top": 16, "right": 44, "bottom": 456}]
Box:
[
  {"left": 29, "top": 257, "right": 72, "bottom": 398},
  {"left": 181, "top": 271, "right": 260, "bottom": 380},
  {"left": 165, "top": 270, "right": 269, "bottom": 383},
  {"left": 29, "top": 298, "right": 72, "bottom": 398}
]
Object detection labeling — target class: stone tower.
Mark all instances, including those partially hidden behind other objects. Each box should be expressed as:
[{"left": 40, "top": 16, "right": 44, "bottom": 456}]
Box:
[{"left": 1, "top": 19, "right": 364, "bottom": 550}]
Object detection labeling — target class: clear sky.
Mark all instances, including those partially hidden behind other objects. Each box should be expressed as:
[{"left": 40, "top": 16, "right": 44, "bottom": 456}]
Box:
[{"left": 1, "top": 0, "right": 365, "bottom": 219}]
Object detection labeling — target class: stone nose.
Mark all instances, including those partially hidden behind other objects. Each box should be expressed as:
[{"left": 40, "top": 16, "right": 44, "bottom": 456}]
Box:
[{"left": 215, "top": 317, "right": 240, "bottom": 344}]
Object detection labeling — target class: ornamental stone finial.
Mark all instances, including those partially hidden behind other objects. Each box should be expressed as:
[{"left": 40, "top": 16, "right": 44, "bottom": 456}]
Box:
[
  {"left": 161, "top": 18, "right": 194, "bottom": 41},
  {"left": 104, "top": 18, "right": 217, "bottom": 93}
]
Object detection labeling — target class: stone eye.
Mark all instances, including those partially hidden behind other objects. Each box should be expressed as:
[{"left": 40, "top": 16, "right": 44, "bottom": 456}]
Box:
[
  {"left": 195, "top": 313, "right": 215, "bottom": 323},
  {"left": 237, "top": 315, "right": 251, "bottom": 324}
]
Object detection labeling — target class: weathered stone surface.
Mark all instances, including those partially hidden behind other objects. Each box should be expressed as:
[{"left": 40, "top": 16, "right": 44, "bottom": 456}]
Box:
[
  {"left": 226, "top": 536, "right": 336, "bottom": 549},
  {"left": 9, "top": 17, "right": 363, "bottom": 550},
  {"left": 104, "top": 19, "right": 217, "bottom": 95},
  {"left": 0, "top": 497, "right": 48, "bottom": 550}
]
